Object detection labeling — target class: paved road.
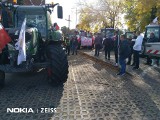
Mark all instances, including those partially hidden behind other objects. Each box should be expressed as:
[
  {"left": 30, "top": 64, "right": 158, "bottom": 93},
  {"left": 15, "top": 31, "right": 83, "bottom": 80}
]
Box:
[
  {"left": 81, "top": 49, "right": 160, "bottom": 76},
  {"left": 0, "top": 54, "right": 160, "bottom": 120}
]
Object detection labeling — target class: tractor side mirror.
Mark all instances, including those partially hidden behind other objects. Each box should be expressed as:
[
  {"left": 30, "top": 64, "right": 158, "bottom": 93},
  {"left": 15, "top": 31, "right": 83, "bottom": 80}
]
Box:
[{"left": 57, "top": 6, "right": 63, "bottom": 19}]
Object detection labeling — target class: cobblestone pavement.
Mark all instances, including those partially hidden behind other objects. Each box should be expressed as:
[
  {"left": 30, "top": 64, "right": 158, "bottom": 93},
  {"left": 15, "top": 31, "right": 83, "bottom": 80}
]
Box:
[
  {"left": 81, "top": 49, "right": 160, "bottom": 78},
  {"left": 0, "top": 54, "right": 160, "bottom": 120}
]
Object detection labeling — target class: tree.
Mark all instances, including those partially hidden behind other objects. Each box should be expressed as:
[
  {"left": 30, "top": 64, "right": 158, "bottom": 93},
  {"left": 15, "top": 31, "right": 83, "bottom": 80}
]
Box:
[
  {"left": 77, "top": 0, "right": 125, "bottom": 32},
  {"left": 124, "top": 0, "right": 160, "bottom": 31},
  {"left": 77, "top": 0, "right": 160, "bottom": 32},
  {"left": 98, "top": 0, "right": 125, "bottom": 28}
]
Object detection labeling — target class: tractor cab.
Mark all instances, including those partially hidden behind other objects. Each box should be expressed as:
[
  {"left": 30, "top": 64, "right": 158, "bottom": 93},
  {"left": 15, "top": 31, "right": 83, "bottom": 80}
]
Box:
[
  {"left": 15, "top": 6, "right": 49, "bottom": 39},
  {"left": 144, "top": 24, "right": 160, "bottom": 42},
  {"left": 144, "top": 24, "right": 160, "bottom": 58}
]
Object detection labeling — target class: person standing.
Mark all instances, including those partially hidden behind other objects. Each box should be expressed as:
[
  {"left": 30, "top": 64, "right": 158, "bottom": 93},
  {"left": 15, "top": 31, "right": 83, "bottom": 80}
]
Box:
[
  {"left": 127, "top": 35, "right": 133, "bottom": 65},
  {"left": 65, "top": 37, "right": 71, "bottom": 55},
  {"left": 94, "top": 33, "right": 103, "bottom": 57},
  {"left": 131, "top": 31, "right": 137, "bottom": 66},
  {"left": 72, "top": 32, "right": 78, "bottom": 55},
  {"left": 117, "top": 34, "right": 130, "bottom": 76},
  {"left": 103, "top": 36, "right": 112, "bottom": 60},
  {"left": 132, "top": 31, "right": 143, "bottom": 69},
  {"left": 113, "top": 31, "right": 119, "bottom": 66}
]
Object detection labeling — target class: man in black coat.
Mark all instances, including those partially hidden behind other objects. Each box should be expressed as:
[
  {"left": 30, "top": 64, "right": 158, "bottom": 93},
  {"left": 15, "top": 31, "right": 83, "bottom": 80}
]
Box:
[
  {"left": 127, "top": 35, "right": 134, "bottom": 65},
  {"left": 94, "top": 33, "right": 103, "bottom": 56},
  {"left": 103, "top": 36, "right": 112, "bottom": 60},
  {"left": 131, "top": 31, "right": 137, "bottom": 66},
  {"left": 113, "top": 31, "right": 119, "bottom": 66},
  {"left": 72, "top": 33, "right": 78, "bottom": 55}
]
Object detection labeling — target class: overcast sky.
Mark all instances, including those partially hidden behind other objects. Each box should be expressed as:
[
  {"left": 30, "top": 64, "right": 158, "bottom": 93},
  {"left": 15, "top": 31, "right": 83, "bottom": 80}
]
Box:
[
  {"left": 46, "top": 0, "right": 79, "bottom": 29},
  {"left": 45, "top": 0, "right": 127, "bottom": 29}
]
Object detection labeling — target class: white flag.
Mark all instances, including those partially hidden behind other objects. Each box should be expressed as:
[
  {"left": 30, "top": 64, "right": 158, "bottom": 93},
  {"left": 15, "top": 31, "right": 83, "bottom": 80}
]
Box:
[
  {"left": 15, "top": 18, "right": 26, "bottom": 65},
  {"left": 153, "top": 17, "right": 158, "bottom": 23}
]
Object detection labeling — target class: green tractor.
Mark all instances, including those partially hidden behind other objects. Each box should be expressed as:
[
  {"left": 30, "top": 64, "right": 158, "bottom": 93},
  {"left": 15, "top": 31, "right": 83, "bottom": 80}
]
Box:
[{"left": 0, "top": 2, "right": 68, "bottom": 87}]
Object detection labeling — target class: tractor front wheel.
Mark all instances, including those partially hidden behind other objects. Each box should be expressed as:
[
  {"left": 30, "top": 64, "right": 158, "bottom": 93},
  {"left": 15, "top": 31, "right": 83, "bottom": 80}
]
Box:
[{"left": 47, "top": 43, "right": 68, "bottom": 86}]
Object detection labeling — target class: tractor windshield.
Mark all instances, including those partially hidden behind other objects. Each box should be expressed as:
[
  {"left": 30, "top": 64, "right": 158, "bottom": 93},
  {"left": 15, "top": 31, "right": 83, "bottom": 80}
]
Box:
[
  {"left": 145, "top": 27, "right": 160, "bottom": 42},
  {"left": 16, "top": 6, "right": 47, "bottom": 37}
]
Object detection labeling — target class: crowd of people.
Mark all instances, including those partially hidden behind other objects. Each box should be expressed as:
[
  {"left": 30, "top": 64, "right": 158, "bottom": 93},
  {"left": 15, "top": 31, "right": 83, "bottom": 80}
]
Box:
[
  {"left": 64, "top": 31, "right": 79, "bottom": 55},
  {"left": 93, "top": 30, "right": 159, "bottom": 76},
  {"left": 63, "top": 29, "right": 159, "bottom": 76},
  {"left": 64, "top": 31, "right": 95, "bottom": 55}
]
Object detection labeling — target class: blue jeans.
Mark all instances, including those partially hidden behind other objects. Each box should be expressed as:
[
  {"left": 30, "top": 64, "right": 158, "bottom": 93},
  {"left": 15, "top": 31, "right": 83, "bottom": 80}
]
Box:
[
  {"left": 119, "top": 57, "right": 126, "bottom": 74},
  {"left": 72, "top": 45, "right": 77, "bottom": 55}
]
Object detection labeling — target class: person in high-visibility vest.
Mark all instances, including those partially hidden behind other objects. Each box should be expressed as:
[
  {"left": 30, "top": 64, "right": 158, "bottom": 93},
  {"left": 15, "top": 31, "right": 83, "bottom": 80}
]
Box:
[{"left": 64, "top": 36, "right": 71, "bottom": 55}]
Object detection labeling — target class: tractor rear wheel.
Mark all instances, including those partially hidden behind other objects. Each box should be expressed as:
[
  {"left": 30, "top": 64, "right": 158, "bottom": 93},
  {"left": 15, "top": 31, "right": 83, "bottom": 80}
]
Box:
[
  {"left": 47, "top": 43, "right": 68, "bottom": 86},
  {"left": 0, "top": 70, "right": 5, "bottom": 88}
]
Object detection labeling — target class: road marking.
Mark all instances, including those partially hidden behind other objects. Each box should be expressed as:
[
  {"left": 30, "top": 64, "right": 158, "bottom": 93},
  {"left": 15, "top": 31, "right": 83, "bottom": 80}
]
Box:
[{"left": 71, "top": 62, "right": 84, "bottom": 119}]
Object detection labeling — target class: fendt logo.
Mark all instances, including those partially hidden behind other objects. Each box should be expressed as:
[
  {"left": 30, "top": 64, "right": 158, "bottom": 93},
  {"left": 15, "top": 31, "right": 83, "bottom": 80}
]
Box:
[{"left": 7, "top": 108, "right": 34, "bottom": 113}]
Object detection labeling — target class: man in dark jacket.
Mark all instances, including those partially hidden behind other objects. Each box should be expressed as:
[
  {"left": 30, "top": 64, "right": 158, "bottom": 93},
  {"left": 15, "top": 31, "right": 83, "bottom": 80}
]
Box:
[
  {"left": 117, "top": 34, "right": 130, "bottom": 76},
  {"left": 103, "top": 36, "right": 112, "bottom": 60},
  {"left": 113, "top": 31, "right": 119, "bottom": 66},
  {"left": 127, "top": 35, "right": 134, "bottom": 65},
  {"left": 94, "top": 33, "right": 103, "bottom": 56},
  {"left": 131, "top": 31, "right": 137, "bottom": 66},
  {"left": 72, "top": 33, "right": 78, "bottom": 55}
]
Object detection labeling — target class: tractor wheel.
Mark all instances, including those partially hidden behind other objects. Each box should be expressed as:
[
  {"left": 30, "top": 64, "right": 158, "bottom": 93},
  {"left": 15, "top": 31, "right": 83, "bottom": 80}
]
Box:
[
  {"left": 0, "top": 70, "right": 5, "bottom": 88},
  {"left": 47, "top": 44, "right": 69, "bottom": 86}
]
